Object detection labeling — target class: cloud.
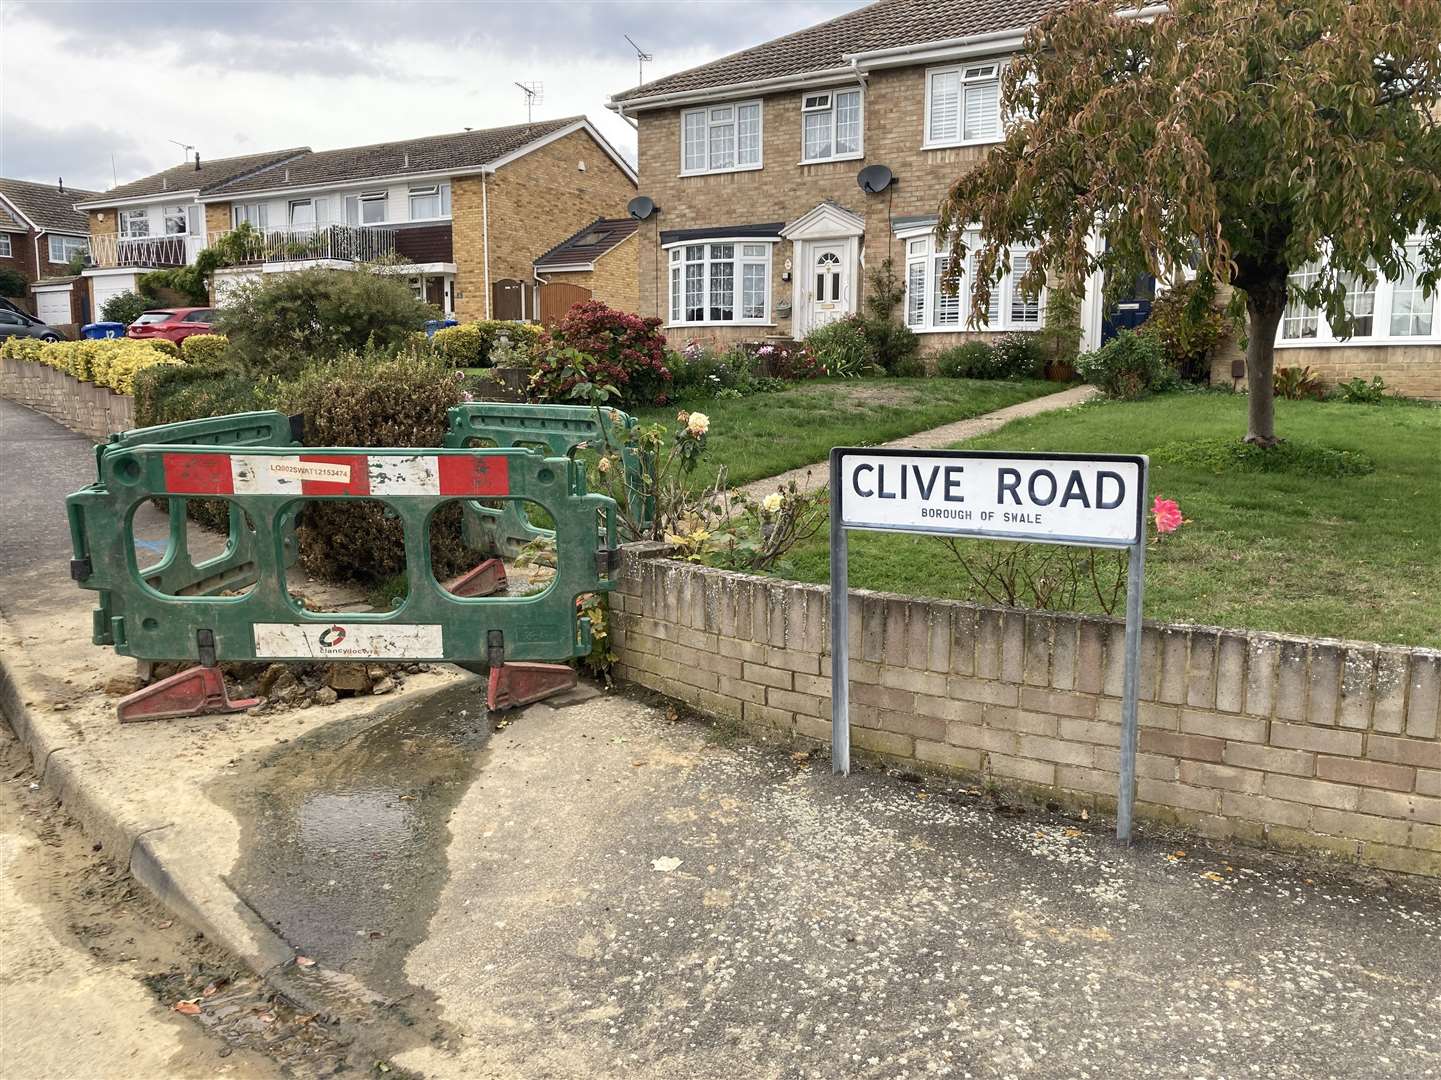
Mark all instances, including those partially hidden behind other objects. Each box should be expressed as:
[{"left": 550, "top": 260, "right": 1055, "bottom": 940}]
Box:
[
  {"left": 0, "top": 115, "right": 155, "bottom": 191},
  {"left": 2, "top": 0, "right": 868, "bottom": 190}
]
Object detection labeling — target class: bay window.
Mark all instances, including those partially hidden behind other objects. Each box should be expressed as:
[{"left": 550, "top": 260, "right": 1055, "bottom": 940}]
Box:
[
  {"left": 667, "top": 241, "right": 772, "bottom": 325},
  {"left": 681, "top": 101, "right": 762, "bottom": 174},
  {"left": 926, "top": 62, "right": 1002, "bottom": 147},
  {"left": 903, "top": 232, "right": 1041, "bottom": 331},
  {"left": 48, "top": 235, "right": 88, "bottom": 263},
  {"left": 801, "top": 90, "right": 862, "bottom": 162},
  {"left": 1279, "top": 243, "right": 1437, "bottom": 344}
]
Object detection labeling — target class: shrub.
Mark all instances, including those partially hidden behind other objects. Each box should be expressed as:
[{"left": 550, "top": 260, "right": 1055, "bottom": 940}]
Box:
[
  {"left": 991, "top": 333, "right": 1046, "bottom": 379},
  {"left": 1074, "top": 331, "right": 1174, "bottom": 399},
  {"left": 215, "top": 267, "right": 435, "bottom": 376},
  {"left": 860, "top": 316, "right": 922, "bottom": 375},
  {"left": 936, "top": 341, "right": 998, "bottom": 378},
  {"left": 100, "top": 290, "right": 149, "bottom": 326},
  {"left": 134, "top": 360, "right": 269, "bottom": 429},
  {"left": 753, "top": 340, "right": 824, "bottom": 381},
  {"left": 430, "top": 323, "right": 482, "bottom": 367},
  {"left": 1273, "top": 365, "right": 1326, "bottom": 401},
  {"left": 668, "top": 342, "right": 762, "bottom": 396},
  {"left": 531, "top": 301, "right": 672, "bottom": 407},
  {"left": 805, "top": 318, "right": 872, "bottom": 378},
  {"left": 1140, "top": 280, "right": 1230, "bottom": 382},
  {"left": 139, "top": 266, "right": 209, "bottom": 306},
  {"left": 1331, "top": 375, "right": 1390, "bottom": 404},
  {"left": 3, "top": 337, "right": 181, "bottom": 395},
  {"left": 180, "top": 333, "right": 229, "bottom": 365},
  {"left": 0, "top": 267, "right": 27, "bottom": 297},
  {"left": 1153, "top": 437, "right": 1374, "bottom": 478},
  {"left": 144, "top": 337, "right": 180, "bottom": 359},
  {"left": 274, "top": 354, "right": 470, "bottom": 581}
]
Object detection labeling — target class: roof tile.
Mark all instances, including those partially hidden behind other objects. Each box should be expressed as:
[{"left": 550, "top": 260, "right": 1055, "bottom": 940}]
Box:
[
  {"left": 83, "top": 148, "right": 310, "bottom": 203},
  {"left": 611, "top": 0, "right": 1065, "bottom": 102},
  {"left": 534, "top": 217, "right": 639, "bottom": 268},
  {"left": 0, "top": 177, "right": 100, "bottom": 233}
]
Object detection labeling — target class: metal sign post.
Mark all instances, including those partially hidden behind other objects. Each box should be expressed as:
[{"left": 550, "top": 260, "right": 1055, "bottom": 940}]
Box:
[{"left": 828, "top": 448, "right": 1149, "bottom": 844}]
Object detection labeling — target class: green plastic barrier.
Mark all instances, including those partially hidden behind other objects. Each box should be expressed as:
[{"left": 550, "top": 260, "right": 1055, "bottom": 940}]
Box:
[
  {"left": 444, "top": 402, "right": 650, "bottom": 557},
  {"left": 67, "top": 436, "right": 618, "bottom": 667}
]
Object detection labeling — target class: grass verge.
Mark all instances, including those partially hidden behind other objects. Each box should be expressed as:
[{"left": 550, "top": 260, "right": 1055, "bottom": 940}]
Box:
[
  {"left": 632, "top": 377, "right": 1057, "bottom": 488},
  {"left": 780, "top": 392, "right": 1440, "bottom": 647}
]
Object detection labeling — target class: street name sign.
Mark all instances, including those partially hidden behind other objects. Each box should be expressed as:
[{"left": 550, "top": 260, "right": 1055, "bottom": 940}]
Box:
[{"left": 828, "top": 448, "right": 1150, "bottom": 842}]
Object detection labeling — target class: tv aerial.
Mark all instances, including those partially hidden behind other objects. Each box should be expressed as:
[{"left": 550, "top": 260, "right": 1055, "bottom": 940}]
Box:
[
  {"left": 625, "top": 34, "right": 653, "bottom": 85},
  {"left": 168, "top": 139, "right": 196, "bottom": 164},
  {"left": 515, "top": 81, "right": 544, "bottom": 123}
]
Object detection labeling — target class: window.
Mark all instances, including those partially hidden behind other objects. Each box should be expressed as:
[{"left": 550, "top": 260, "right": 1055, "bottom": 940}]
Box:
[
  {"left": 0, "top": 233, "right": 12, "bottom": 258},
  {"left": 119, "top": 208, "right": 149, "bottom": 238},
  {"left": 902, "top": 231, "right": 1041, "bottom": 331},
  {"left": 409, "top": 185, "right": 441, "bottom": 219},
  {"left": 927, "top": 62, "right": 1002, "bottom": 146},
  {"left": 801, "top": 89, "right": 862, "bottom": 162},
  {"left": 346, "top": 190, "right": 388, "bottom": 226},
  {"left": 48, "top": 235, "right": 88, "bottom": 263},
  {"left": 1390, "top": 244, "right": 1434, "bottom": 338},
  {"left": 666, "top": 240, "right": 772, "bottom": 324},
  {"left": 182, "top": 309, "right": 216, "bottom": 322},
  {"left": 163, "top": 205, "right": 189, "bottom": 235},
  {"left": 680, "top": 101, "right": 762, "bottom": 174},
  {"left": 289, "top": 199, "right": 316, "bottom": 228},
  {"left": 1281, "top": 263, "right": 1321, "bottom": 340},
  {"left": 1337, "top": 268, "right": 1376, "bottom": 338},
  {"left": 233, "top": 202, "right": 268, "bottom": 230}
]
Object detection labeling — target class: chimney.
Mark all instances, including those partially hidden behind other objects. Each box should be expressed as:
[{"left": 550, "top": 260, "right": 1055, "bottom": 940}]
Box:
[
  {"left": 194, "top": 152, "right": 202, "bottom": 171},
  {"left": 58, "top": 177, "right": 65, "bottom": 194}
]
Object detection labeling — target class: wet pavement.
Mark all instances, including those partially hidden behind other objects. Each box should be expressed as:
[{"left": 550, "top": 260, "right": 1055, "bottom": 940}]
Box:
[{"left": 217, "top": 679, "right": 490, "bottom": 1004}]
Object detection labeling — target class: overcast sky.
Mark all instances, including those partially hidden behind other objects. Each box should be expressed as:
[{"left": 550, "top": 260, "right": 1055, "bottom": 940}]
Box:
[{"left": 1, "top": 0, "right": 867, "bottom": 193}]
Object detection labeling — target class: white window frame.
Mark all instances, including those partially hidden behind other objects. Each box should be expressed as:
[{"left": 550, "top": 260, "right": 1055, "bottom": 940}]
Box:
[
  {"left": 664, "top": 237, "right": 775, "bottom": 326},
  {"left": 1276, "top": 240, "right": 1440, "bottom": 348},
  {"left": 679, "top": 100, "right": 764, "bottom": 176},
  {"left": 800, "top": 88, "right": 864, "bottom": 164},
  {"left": 232, "top": 202, "right": 269, "bottom": 230},
  {"left": 119, "top": 208, "right": 150, "bottom": 238},
  {"left": 408, "top": 183, "right": 451, "bottom": 221},
  {"left": 900, "top": 228, "right": 1044, "bottom": 333},
  {"left": 346, "top": 190, "right": 389, "bottom": 226},
  {"left": 0, "top": 233, "right": 13, "bottom": 258},
  {"left": 924, "top": 60, "right": 1005, "bottom": 149},
  {"left": 48, "top": 234, "right": 88, "bottom": 263},
  {"left": 288, "top": 199, "right": 316, "bottom": 228},
  {"left": 162, "top": 204, "right": 190, "bottom": 236}
]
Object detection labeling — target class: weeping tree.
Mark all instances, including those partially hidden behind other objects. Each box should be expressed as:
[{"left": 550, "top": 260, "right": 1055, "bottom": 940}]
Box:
[{"left": 939, "top": 0, "right": 1441, "bottom": 444}]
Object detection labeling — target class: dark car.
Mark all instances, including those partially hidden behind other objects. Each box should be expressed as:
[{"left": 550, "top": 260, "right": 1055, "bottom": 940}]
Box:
[
  {"left": 126, "top": 307, "right": 217, "bottom": 345},
  {"left": 0, "top": 307, "right": 61, "bottom": 342}
]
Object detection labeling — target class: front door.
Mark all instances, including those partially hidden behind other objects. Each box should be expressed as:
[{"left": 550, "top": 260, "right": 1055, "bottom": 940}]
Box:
[{"left": 807, "top": 241, "right": 850, "bottom": 331}]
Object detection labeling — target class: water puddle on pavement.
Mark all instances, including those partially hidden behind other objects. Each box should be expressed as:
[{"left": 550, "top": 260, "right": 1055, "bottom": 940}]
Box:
[{"left": 213, "top": 679, "right": 491, "bottom": 1049}]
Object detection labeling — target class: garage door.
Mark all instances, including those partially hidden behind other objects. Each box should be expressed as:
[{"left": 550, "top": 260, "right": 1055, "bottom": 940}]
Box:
[
  {"left": 34, "top": 288, "right": 72, "bottom": 325},
  {"left": 89, "top": 274, "right": 139, "bottom": 317}
]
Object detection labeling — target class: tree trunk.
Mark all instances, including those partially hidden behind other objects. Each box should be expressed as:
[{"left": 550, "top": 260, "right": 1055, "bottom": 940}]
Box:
[{"left": 1243, "top": 277, "right": 1288, "bottom": 446}]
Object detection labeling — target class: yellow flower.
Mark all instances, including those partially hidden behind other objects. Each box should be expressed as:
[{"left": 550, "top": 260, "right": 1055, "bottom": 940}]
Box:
[
  {"left": 687, "top": 411, "right": 710, "bottom": 436},
  {"left": 597, "top": 456, "right": 612, "bottom": 474},
  {"left": 762, "top": 493, "right": 783, "bottom": 513}
]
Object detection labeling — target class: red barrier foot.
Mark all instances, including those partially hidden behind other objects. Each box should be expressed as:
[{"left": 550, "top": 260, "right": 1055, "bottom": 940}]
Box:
[
  {"left": 117, "top": 666, "right": 261, "bottom": 724},
  {"left": 487, "top": 662, "right": 577, "bottom": 711},
  {"left": 446, "top": 558, "right": 507, "bottom": 598}
]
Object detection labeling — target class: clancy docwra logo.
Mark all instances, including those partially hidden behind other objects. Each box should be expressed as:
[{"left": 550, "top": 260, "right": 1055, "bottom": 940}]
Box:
[{"left": 318, "top": 625, "right": 348, "bottom": 648}]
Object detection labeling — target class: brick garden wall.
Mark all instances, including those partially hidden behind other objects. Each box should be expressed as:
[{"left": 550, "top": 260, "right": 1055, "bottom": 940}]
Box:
[
  {"left": 1209, "top": 342, "right": 1441, "bottom": 401},
  {"left": 611, "top": 550, "right": 1441, "bottom": 877},
  {"left": 0, "top": 357, "right": 134, "bottom": 439}
]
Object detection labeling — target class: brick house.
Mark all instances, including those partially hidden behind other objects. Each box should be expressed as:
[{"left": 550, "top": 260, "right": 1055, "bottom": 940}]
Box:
[
  {"left": 533, "top": 217, "right": 640, "bottom": 322},
  {"left": 609, "top": 0, "right": 1439, "bottom": 396},
  {"left": 72, "top": 118, "right": 636, "bottom": 322},
  {"left": 0, "top": 177, "right": 99, "bottom": 327}
]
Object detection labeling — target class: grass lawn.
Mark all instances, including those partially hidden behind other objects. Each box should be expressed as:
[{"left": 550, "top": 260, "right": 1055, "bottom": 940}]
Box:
[
  {"left": 782, "top": 392, "right": 1441, "bottom": 647},
  {"left": 631, "top": 377, "right": 1057, "bottom": 488}
]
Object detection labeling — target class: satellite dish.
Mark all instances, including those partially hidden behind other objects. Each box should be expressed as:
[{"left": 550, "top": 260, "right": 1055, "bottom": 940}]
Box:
[
  {"left": 857, "top": 164, "right": 894, "bottom": 194},
  {"left": 627, "top": 195, "right": 657, "bottom": 220}
]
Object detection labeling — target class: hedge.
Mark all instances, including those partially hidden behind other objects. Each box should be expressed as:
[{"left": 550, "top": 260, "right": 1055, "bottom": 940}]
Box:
[
  {"left": 0, "top": 337, "right": 182, "bottom": 395},
  {"left": 431, "top": 320, "right": 544, "bottom": 367}
]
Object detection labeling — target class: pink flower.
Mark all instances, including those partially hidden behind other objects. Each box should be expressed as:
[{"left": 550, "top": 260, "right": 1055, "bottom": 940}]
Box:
[{"left": 1152, "top": 496, "right": 1183, "bottom": 534}]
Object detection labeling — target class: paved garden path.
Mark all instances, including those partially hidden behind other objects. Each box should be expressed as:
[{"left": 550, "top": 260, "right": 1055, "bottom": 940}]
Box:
[{"left": 739, "top": 382, "right": 1098, "bottom": 498}]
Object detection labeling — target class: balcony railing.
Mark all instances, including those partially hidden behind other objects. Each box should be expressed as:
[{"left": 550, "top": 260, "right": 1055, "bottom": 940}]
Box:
[
  {"left": 87, "top": 233, "right": 189, "bottom": 269},
  {"left": 211, "top": 223, "right": 398, "bottom": 266}
]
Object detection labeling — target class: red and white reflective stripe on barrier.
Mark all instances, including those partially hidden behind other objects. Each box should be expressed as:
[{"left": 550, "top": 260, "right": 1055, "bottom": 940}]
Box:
[{"left": 160, "top": 453, "right": 510, "bottom": 497}]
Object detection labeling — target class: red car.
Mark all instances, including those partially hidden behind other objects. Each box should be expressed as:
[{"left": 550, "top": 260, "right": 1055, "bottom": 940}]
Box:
[{"left": 126, "top": 307, "right": 217, "bottom": 344}]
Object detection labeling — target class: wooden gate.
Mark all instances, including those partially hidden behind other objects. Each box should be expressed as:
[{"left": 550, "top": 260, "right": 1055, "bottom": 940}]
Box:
[
  {"left": 491, "top": 278, "right": 525, "bottom": 321},
  {"left": 538, "top": 282, "right": 591, "bottom": 326}
]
